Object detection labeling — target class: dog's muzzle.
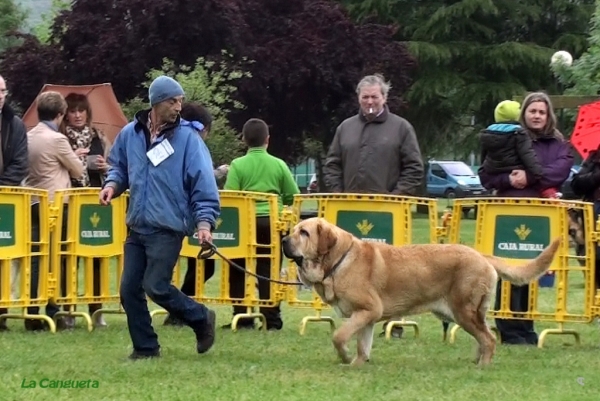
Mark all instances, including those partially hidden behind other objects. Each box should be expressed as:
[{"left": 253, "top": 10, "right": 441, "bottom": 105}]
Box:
[{"left": 282, "top": 236, "right": 304, "bottom": 267}]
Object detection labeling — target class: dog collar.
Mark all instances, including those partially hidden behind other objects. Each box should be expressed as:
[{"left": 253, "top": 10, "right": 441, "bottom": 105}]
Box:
[{"left": 322, "top": 244, "right": 353, "bottom": 281}]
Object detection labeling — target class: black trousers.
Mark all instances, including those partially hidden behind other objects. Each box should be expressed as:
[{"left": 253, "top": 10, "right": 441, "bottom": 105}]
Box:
[
  {"left": 230, "top": 217, "right": 282, "bottom": 329},
  {"left": 179, "top": 217, "right": 282, "bottom": 328},
  {"left": 494, "top": 280, "right": 538, "bottom": 345},
  {"left": 80, "top": 257, "right": 103, "bottom": 312},
  {"left": 180, "top": 258, "right": 215, "bottom": 296}
]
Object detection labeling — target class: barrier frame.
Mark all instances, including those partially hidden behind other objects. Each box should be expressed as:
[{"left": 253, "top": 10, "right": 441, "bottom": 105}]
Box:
[
  {"left": 0, "top": 187, "right": 56, "bottom": 331},
  {"left": 49, "top": 188, "right": 127, "bottom": 331},
  {"left": 287, "top": 193, "right": 440, "bottom": 338},
  {"left": 151, "top": 190, "right": 285, "bottom": 332},
  {"left": 444, "top": 197, "right": 597, "bottom": 348}
]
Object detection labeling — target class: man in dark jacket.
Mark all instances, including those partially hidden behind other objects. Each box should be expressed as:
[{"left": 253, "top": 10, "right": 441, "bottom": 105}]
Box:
[
  {"left": 0, "top": 75, "right": 28, "bottom": 331},
  {"left": 323, "top": 74, "right": 424, "bottom": 339},
  {"left": 324, "top": 75, "right": 423, "bottom": 195}
]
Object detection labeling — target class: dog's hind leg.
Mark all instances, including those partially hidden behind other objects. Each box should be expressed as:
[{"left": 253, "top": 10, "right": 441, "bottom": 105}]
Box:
[
  {"left": 474, "top": 294, "right": 496, "bottom": 366},
  {"left": 454, "top": 293, "right": 495, "bottom": 367},
  {"left": 355, "top": 323, "right": 375, "bottom": 366}
]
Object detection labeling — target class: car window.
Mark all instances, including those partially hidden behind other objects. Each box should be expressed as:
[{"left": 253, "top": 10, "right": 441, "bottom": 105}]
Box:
[{"left": 441, "top": 163, "right": 474, "bottom": 176}]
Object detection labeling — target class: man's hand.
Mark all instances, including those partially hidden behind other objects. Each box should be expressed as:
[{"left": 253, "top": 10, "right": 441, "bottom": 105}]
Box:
[
  {"left": 197, "top": 228, "right": 213, "bottom": 245},
  {"left": 99, "top": 186, "right": 114, "bottom": 206}
]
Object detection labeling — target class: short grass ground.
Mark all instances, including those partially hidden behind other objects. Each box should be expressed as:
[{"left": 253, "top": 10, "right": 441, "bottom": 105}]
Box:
[{"left": 1, "top": 201, "right": 600, "bottom": 401}]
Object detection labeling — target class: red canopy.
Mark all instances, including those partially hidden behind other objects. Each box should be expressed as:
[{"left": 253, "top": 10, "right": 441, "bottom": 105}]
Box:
[
  {"left": 21, "top": 83, "right": 128, "bottom": 144},
  {"left": 570, "top": 100, "right": 600, "bottom": 159}
]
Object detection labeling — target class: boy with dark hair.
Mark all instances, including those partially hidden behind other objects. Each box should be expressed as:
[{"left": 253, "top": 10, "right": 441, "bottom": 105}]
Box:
[
  {"left": 479, "top": 100, "right": 558, "bottom": 198},
  {"left": 222, "top": 118, "right": 300, "bottom": 330}
]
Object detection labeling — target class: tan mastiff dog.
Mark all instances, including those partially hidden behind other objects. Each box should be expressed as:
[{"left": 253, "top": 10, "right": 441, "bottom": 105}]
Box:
[{"left": 282, "top": 217, "right": 561, "bottom": 367}]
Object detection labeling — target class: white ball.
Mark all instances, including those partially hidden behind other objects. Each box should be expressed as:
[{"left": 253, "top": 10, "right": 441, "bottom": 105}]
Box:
[{"left": 551, "top": 50, "right": 573, "bottom": 67}]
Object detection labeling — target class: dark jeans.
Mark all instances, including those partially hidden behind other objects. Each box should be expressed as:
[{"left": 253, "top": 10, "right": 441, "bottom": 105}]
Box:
[
  {"left": 180, "top": 258, "right": 215, "bottom": 296},
  {"left": 229, "top": 216, "right": 282, "bottom": 329},
  {"left": 494, "top": 281, "right": 538, "bottom": 345},
  {"left": 120, "top": 230, "right": 209, "bottom": 354},
  {"left": 28, "top": 203, "right": 67, "bottom": 318}
]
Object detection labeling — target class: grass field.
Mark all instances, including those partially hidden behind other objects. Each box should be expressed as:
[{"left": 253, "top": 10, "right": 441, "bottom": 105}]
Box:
[{"left": 1, "top": 203, "right": 599, "bottom": 401}]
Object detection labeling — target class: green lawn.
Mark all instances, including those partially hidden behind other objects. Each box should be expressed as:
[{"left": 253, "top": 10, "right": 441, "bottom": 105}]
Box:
[{"left": 1, "top": 207, "right": 599, "bottom": 401}]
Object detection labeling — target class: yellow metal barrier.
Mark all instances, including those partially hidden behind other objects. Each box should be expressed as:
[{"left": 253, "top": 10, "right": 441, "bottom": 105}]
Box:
[
  {"left": 151, "top": 190, "right": 285, "bottom": 332},
  {"left": 50, "top": 188, "right": 127, "bottom": 331},
  {"left": 0, "top": 187, "right": 55, "bottom": 331},
  {"left": 287, "top": 193, "right": 439, "bottom": 337},
  {"left": 445, "top": 197, "right": 596, "bottom": 347}
]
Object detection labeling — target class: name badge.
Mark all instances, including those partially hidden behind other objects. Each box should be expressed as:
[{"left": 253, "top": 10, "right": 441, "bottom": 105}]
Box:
[{"left": 146, "top": 139, "right": 174, "bottom": 167}]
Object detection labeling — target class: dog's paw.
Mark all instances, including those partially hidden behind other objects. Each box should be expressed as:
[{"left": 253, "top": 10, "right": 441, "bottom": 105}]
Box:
[
  {"left": 350, "top": 357, "right": 368, "bottom": 367},
  {"left": 337, "top": 355, "right": 353, "bottom": 365}
]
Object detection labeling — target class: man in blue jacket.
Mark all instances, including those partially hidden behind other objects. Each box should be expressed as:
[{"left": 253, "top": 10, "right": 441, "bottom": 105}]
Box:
[{"left": 99, "top": 76, "right": 220, "bottom": 359}]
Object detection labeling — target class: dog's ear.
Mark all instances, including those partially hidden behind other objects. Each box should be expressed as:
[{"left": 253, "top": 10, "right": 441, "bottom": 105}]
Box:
[{"left": 317, "top": 222, "right": 337, "bottom": 256}]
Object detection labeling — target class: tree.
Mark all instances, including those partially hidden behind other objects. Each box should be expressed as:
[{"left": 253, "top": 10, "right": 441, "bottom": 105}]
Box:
[
  {"left": 121, "top": 54, "right": 249, "bottom": 166},
  {"left": 31, "top": 0, "right": 70, "bottom": 43},
  {"left": 340, "top": 0, "right": 594, "bottom": 159},
  {"left": 553, "top": 1, "right": 600, "bottom": 96},
  {"left": 227, "top": 1, "right": 417, "bottom": 162},
  {"left": 551, "top": 1, "right": 600, "bottom": 133},
  {"left": 0, "top": 0, "right": 416, "bottom": 162},
  {"left": 0, "top": 0, "right": 27, "bottom": 53}
]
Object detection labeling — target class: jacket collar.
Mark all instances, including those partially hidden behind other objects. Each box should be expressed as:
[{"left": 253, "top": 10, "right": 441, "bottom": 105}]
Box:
[
  {"left": 1, "top": 104, "right": 15, "bottom": 121},
  {"left": 358, "top": 105, "right": 389, "bottom": 124},
  {"left": 133, "top": 109, "right": 180, "bottom": 140}
]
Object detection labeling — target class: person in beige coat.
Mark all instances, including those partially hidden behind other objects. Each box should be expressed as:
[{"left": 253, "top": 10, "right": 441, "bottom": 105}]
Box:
[{"left": 23, "top": 91, "right": 84, "bottom": 331}]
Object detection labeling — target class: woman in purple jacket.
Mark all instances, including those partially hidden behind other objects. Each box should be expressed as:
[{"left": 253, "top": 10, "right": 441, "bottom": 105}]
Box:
[{"left": 478, "top": 92, "right": 574, "bottom": 345}]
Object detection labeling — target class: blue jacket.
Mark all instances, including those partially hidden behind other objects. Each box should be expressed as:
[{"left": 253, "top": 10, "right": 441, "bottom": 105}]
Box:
[{"left": 105, "top": 110, "right": 220, "bottom": 236}]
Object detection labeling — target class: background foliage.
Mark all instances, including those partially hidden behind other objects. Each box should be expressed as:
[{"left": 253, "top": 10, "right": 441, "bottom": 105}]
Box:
[
  {"left": 3, "top": 0, "right": 599, "bottom": 167},
  {"left": 121, "top": 55, "right": 248, "bottom": 167}
]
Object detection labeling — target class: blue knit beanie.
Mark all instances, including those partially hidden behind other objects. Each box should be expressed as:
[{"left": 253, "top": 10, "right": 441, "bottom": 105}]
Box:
[{"left": 148, "top": 76, "right": 185, "bottom": 106}]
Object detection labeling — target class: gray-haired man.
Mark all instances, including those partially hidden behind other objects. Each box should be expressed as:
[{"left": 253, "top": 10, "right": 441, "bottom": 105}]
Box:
[{"left": 323, "top": 74, "right": 424, "bottom": 338}]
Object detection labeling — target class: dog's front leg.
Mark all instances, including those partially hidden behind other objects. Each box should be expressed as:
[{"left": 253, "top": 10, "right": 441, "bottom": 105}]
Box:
[
  {"left": 332, "top": 310, "right": 375, "bottom": 366},
  {"left": 354, "top": 323, "right": 375, "bottom": 366}
]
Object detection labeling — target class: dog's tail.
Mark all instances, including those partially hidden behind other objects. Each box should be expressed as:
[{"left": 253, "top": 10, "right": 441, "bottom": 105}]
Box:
[{"left": 485, "top": 238, "right": 561, "bottom": 286}]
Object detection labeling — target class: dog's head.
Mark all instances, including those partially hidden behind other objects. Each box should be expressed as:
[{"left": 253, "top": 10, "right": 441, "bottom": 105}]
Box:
[{"left": 282, "top": 217, "right": 349, "bottom": 284}]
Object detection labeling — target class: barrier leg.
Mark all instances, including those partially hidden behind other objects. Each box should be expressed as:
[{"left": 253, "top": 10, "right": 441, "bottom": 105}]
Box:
[
  {"left": 538, "top": 323, "right": 580, "bottom": 348},
  {"left": 449, "top": 324, "right": 512, "bottom": 344},
  {"left": 0, "top": 311, "right": 57, "bottom": 333},
  {"left": 231, "top": 307, "right": 266, "bottom": 332},
  {"left": 54, "top": 310, "right": 93, "bottom": 332},
  {"left": 149, "top": 309, "right": 168, "bottom": 319},
  {"left": 300, "top": 310, "right": 336, "bottom": 335},
  {"left": 384, "top": 318, "right": 419, "bottom": 340},
  {"left": 90, "top": 308, "right": 124, "bottom": 327}
]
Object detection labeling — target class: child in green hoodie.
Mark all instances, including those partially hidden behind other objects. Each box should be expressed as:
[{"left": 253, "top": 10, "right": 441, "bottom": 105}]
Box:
[{"left": 223, "top": 118, "right": 300, "bottom": 330}]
